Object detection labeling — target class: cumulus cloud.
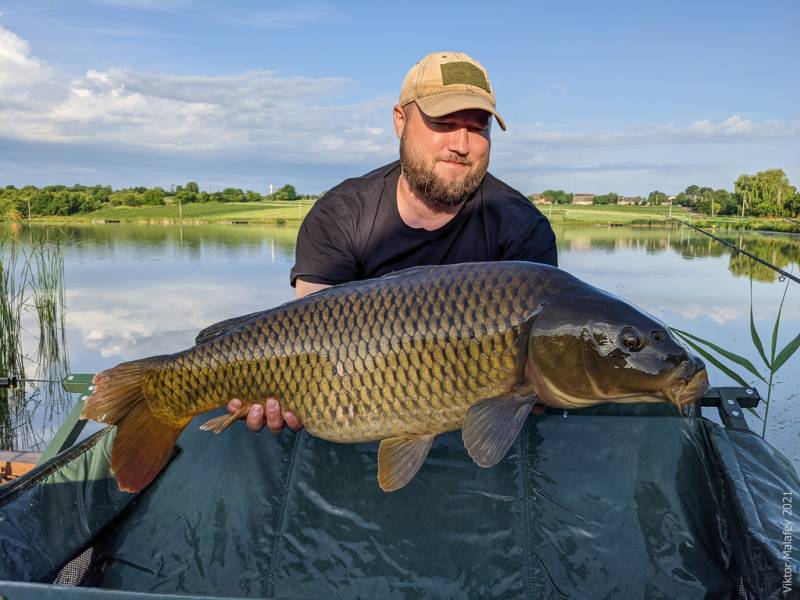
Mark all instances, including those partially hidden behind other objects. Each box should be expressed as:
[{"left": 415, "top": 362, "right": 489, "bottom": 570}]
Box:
[
  {"left": 0, "top": 21, "right": 396, "bottom": 163},
  {"left": 0, "top": 23, "right": 54, "bottom": 95}
]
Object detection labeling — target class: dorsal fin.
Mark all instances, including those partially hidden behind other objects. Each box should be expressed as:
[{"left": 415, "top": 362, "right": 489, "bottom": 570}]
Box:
[{"left": 194, "top": 310, "right": 263, "bottom": 345}]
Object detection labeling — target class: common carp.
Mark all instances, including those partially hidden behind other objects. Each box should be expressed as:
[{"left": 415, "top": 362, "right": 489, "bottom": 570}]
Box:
[{"left": 81, "top": 261, "right": 709, "bottom": 493}]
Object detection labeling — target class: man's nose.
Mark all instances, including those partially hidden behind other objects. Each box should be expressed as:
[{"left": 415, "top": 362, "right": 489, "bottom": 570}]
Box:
[{"left": 447, "top": 127, "right": 469, "bottom": 156}]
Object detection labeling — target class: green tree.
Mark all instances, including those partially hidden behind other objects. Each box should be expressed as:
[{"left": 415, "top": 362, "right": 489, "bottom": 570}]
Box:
[
  {"left": 593, "top": 192, "right": 619, "bottom": 205},
  {"left": 142, "top": 187, "right": 166, "bottom": 206},
  {"left": 274, "top": 184, "right": 298, "bottom": 201},
  {"left": 647, "top": 191, "right": 668, "bottom": 206},
  {"left": 735, "top": 169, "right": 797, "bottom": 217},
  {"left": 541, "top": 189, "right": 572, "bottom": 204},
  {"left": 185, "top": 181, "right": 200, "bottom": 193},
  {"left": 220, "top": 187, "right": 245, "bottom": 203}
]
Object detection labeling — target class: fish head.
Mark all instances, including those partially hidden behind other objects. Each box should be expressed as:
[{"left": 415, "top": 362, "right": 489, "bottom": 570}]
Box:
[{"left": 525, "top": 291, "right": 709, "bottom": 409}]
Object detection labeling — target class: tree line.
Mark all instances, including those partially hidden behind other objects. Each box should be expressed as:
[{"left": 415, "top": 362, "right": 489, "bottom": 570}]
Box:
[
  {"left": 0, "top": 182, "right": 311, "bottom": 218},
  {"left": 528, "top": 169, "right": 800, "bottom": 217}
]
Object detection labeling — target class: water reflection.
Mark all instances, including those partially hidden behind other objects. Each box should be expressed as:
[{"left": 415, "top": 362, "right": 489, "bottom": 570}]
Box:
[
  {"left": 0, "top": 223, "right": 797, "bottom": 471},
  {"left": 553, "top": 224, "right": 799, "bottom": 282}
]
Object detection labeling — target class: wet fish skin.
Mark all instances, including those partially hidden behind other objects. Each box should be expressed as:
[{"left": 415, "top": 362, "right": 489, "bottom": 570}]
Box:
[
  {"left": 82, "top": 261, "right": 708, "bottom": 493},
  {"left": 145, "top": 261, "right": 552, "bottom": 442}
]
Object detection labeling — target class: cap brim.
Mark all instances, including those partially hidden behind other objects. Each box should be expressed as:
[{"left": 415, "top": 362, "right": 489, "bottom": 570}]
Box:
[{"left": 416, "top": 92, "right": 506, "bottom": 131}]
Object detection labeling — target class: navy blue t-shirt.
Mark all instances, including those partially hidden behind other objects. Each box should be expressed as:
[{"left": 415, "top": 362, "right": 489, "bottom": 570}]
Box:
[{"left": 290, "top": 161, "right": 557, "bottom": 287}]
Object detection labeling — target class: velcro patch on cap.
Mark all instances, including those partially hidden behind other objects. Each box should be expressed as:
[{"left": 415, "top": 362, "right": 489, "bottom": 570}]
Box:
[{"left": 440, "top": 62, "right": 490, "bottom": 93}]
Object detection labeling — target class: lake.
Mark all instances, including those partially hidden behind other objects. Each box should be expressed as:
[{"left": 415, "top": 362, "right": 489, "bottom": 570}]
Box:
[{"left": 1, "top": 222, "right": 799, "bottom": 472}]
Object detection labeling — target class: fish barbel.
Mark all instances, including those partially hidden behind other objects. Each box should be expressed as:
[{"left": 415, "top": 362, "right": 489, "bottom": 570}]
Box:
[{"left": 81, "top": 261, "right": 709, "bottom": 493}]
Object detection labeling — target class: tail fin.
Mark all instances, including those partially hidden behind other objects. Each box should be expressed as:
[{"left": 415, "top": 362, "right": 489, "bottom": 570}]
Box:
[{"left": 81, "top": 358, "right": 184, "bottom": 493}]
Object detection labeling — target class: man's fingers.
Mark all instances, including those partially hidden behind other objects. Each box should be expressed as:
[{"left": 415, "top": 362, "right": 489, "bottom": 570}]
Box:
[
  {"left": 246, "top": 404, "right": 265, "bottom": 432},
  {"left": 284, "top": 411, "right": 303, "bottom": 431},
  {"left": 532, "top": 404, "right": 545, "bottom": 416},
  {"left": 265, "top": 397, "right": 284, "bottom": 434},
  {"left": 227, "top": 398, "right": 243, "bottom": 414}
]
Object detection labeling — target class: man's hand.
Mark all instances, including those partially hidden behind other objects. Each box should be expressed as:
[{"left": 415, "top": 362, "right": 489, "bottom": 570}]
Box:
[{"left": 227, "top": 398, "right": 303, "bottom": 433}]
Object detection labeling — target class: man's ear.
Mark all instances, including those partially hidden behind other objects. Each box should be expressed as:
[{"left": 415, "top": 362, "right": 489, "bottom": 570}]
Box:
[{"left": 393, "top": 104, "right": 407, "bottom": 139}]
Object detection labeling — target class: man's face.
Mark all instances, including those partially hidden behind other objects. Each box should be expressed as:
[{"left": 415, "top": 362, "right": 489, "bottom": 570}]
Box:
[{"left": 396, "top": 103, "right": 491, "bottom": 212}]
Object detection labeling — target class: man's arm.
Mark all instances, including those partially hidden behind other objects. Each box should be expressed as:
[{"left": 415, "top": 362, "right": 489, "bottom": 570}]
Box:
[{"left": 295, "top": 279, "right": 331, "bottom": 299}]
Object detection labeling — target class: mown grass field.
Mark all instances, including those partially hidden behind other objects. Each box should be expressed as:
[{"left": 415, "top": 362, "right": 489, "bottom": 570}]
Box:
[
  {"left": 19, "top": 201, "right": 800, "bottom": 233},
  {"left": 540, "top": 203, "right": 678, "bottom": 224},
  {"left": 37, "top": 200, "right": 315, "bottom": 223}
]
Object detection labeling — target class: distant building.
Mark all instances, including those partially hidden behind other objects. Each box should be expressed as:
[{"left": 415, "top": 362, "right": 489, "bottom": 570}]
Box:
[
  {"left": 618, "top": 196, "right": 641, "bottom": 205},
  {"left": 528, "top": 194, "right": 549, "bottom": 205},
  {"left": 572, "top": 193, "right": 594, "bottom": 205}
]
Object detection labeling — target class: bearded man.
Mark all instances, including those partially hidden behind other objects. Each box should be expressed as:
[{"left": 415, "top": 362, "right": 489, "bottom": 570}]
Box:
[{"left": 229, "top": 51, "right": 557, "bottom": 432}]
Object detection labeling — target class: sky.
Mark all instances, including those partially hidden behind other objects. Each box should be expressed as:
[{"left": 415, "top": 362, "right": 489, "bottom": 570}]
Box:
[{"left": 0, "top": 0, "right": 798, "bottom": 196}]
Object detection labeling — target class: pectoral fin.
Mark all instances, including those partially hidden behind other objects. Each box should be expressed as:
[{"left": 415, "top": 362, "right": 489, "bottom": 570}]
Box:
[
  {"left": 378, "top": 434, "right": 435, "bottom": 492},
  {"left": 462, "top": 395, "right": 535, "bottom": 468}
]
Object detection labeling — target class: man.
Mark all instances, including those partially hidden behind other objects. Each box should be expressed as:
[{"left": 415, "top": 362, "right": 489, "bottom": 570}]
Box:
[{"left": 228, "top": 51, "right": 557, "bottom": 432}]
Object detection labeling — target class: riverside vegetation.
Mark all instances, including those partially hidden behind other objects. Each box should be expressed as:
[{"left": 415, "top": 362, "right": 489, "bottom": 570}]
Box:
[{"left": 2, "top": 169, "right": 799, "bottom": 232}]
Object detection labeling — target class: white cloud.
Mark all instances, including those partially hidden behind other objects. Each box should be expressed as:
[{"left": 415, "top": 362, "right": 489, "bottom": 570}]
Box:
[
  {"left": 0, "top": 21, "right": 797, "bottom": 193},
  {"left": 0, "top": 22, "right": 52, "bottom": 93},
  {"left": 0, "top": 22, "right": 397, "bottom": 163}
]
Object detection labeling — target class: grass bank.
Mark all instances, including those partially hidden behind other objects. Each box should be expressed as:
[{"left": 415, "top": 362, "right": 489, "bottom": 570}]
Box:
[
  {"left": 7, "top": 201, "right": 800, "bottom": 233},
  {"left": 543, "top": 205, "right": 800, "bottom": 233},
  {"left": 24, "top": 200, "right": 315, "bottom": 224}
]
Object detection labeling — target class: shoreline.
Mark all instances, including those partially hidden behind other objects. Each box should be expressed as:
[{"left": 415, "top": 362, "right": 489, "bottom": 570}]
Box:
[{"left": 2, "top": 202, "right": 799, "bottom": 234}]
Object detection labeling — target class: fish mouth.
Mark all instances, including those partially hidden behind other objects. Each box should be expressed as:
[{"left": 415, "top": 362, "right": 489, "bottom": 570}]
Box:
[{"left": 663, "top": 362, "right": 710, "bottom": 407}]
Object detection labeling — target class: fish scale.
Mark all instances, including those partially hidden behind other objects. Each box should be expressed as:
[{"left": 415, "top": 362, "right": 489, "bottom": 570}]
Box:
[
  {"left": 83, "top": 260, "right": 710, "bottom": 493},
  {"left": 140, "top": 262, "right": 541, "bottom": 442}
]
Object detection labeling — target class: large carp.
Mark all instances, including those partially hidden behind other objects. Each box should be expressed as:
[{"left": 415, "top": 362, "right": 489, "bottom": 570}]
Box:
[{"left": 82, "top": 261, "right": 709, "bottom": 493}]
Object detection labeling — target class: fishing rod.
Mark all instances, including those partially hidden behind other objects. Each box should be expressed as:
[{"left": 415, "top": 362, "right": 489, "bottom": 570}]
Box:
[{"left": 668, "top": 217, "right": 800, "bottom": 285}]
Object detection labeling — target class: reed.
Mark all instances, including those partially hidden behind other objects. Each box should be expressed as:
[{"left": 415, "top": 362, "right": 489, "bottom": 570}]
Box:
[
  {"left": 1, "top": 233, "right": 72, "bottom": 451},
  {"left": 671, "top": 274, "right": 800, "bottom": 438},
  {"left": 29, "top": 238, "right": 72, "bottom": 439},
  {"left": 0, "top": 236, "right": 29, "bottom": 449}
]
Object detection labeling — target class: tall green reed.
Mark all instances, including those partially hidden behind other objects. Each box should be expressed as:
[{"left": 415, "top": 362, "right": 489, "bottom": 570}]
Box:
[
  {"left": 1, "top": 232, "right": 71, "bottom": 451},
  {"left": 0, "top": 236, "right": 30, "bottom": 449},
  {"left": 672, "top": 275, "right": 800, "bottom": 438},
  {"left": 29, "top": 238, "right": 72, "bottom": 435}
]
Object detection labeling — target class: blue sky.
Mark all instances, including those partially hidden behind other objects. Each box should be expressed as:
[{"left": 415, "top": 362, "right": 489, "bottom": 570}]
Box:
[{"left": 0, "top": 0, "right": 798, "bottom": 196}]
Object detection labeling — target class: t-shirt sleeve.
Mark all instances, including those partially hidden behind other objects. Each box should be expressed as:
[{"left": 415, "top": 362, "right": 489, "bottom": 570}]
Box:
[
  {"left": 290, "top": 195, "right": 360, "bottom": 287},
  {"left": 498, "top": 213, "right": 558, "bottom": 267}
]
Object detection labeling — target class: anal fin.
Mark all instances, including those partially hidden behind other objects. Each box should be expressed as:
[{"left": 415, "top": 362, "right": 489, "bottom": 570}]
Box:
[
  {"left": 378, "top": 434, "right": 435, "bottom": 492},
  {"left": 462, "top": 394, "right": 535, "bottom": 468}
]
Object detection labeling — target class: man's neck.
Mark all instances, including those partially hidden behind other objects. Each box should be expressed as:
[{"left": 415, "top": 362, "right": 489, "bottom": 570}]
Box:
[{"left": 396, "top": 172, "right": 463, "bottom": 231}]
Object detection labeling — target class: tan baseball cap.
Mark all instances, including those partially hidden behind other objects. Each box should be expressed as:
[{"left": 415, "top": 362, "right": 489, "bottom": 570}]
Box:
[{"left": 399, "top": 51, "right": 506, "bottom": 131}]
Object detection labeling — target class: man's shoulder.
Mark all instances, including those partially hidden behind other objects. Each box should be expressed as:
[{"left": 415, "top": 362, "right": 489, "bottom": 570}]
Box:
[
  {"left": 481, "top": 172, "right": 547, "bottom": 220},
  {"left": 322, "top": 161, "right": 399, "bottom": 202}
]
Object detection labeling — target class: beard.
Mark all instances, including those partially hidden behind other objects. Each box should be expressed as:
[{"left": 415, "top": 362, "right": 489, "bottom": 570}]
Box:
[{"left": 399, "top": 131, "right": 488, "bottom": 213}]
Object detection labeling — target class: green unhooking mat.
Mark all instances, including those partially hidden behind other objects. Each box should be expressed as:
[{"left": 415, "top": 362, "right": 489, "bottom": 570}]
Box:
[{"left": 1, "top": 407, "right": 798, "bottom": 599}]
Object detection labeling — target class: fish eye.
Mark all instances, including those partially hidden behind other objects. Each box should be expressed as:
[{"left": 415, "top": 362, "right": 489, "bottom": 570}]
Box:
[
  {"left": 652, "top": 330, "right": 665, "bottom": 342},
  {"left": 620, "top": 327, "right": 644, "bottom": 351}
]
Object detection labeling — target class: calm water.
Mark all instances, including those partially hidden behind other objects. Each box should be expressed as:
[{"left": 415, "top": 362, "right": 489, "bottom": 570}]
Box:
[{"left": 2, "top": 222, "right": 799, "bottom": 471}]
